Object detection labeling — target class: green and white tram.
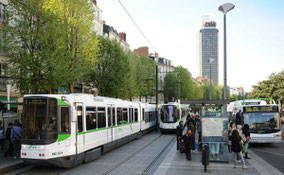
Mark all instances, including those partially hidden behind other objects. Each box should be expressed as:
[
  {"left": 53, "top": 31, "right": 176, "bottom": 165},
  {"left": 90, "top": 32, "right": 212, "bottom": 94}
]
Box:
[
  {"left": 21, "top": 94, "right": 156, "bottom": 167},
  {"left": 228, "top": 99, "right": 282, "bottom": 143},
  {"left": 159, "top": 102, "right": 189, "bottom": 133}
]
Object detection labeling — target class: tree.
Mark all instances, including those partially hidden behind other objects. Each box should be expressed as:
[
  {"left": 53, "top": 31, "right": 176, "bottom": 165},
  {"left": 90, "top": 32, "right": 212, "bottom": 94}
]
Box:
[
  {"left": 249, "top": 71, "right": 284, "bottom": 105},
  {"left": 88, "top": 37, "right": 130, "bottom": 99},
  {"left": 1, "top": 0, "right": 98, "bottom": 94},
  {"left": 43, "top": 0, "right": 99, "bottom": 92},
  {"left": 163, "top": 73, "right": 177, "bottom": 102}
]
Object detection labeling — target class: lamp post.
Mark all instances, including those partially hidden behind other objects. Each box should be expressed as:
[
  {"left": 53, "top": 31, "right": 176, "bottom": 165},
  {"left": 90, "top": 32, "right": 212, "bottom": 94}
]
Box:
[
  {"left": 218, "top": 3, "right": 235, "bottom": 116},
  {"left": 209, "top": 58, "right": 215, "bottom": 100}
]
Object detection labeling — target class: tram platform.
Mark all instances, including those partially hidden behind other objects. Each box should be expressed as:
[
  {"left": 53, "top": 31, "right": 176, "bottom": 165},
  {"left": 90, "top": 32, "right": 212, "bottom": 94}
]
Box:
[
  {"left": 0, "top": 151, "right": 25, "bottom": 174},
  {"left": 0, "top": 132, "right": 283, "bottom": 175}
]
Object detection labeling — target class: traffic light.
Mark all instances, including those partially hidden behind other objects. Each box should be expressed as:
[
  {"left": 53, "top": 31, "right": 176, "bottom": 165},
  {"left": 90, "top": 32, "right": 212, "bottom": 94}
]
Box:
[{"left": 0, "top": 101, "right": 5, "bottom": 111}]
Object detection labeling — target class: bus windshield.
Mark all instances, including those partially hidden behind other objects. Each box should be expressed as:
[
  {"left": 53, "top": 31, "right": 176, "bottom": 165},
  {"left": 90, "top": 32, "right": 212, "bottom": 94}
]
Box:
[
  {"left": 161, "top": 105, "right": 179, "bottom": 123},
  {"left": 22, "top": 97, "right": 57, "bottom": 144},
  {"left": 243, "top": 112, "right": 281, "bottom": 133}
]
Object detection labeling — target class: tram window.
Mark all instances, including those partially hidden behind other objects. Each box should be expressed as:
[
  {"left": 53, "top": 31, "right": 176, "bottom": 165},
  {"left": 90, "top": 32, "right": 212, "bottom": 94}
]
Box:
[
  {"left": 77, "top": 106, "right": 83, "bottom": 132},
  {"left": 142, "top": 109, "right": 145, "bottom": 121},
  {"left": 108, "top": 107, "right": 111, "bottom": 127},
  {"left": 86, "top": 107, "right": 97, "bottom": 130},
  {"left": 60, "top": 107, "right": 70, "bottom": 133},
  {"left": 117, "top": 108, "right": 122, "bottom": 125},
  {"left": 112, "top": 108, "right": 115, "bottom": 126},
  {"left": 145, "top": 112, "right": 149, "bottom": 123},
  {"left": 134, "top": 108, "right": 138, "bottom": 122},
  {"left": 122, "top": 108, "right": 128, "bottom": 123},
  {"left": 129, "top": 108, "right": 133, "bottom": 123},
  {"left": 98, "top": 107, "right": 106, "bottom": 129}
]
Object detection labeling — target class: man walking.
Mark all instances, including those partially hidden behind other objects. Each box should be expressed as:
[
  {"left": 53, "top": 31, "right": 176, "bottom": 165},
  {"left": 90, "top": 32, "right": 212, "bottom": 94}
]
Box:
[
  {"left": 11, "top": 122, "right": 22, "bottom": 159},
  {"left": 176, "top": 121, "right": 183, "bottom": 151}
]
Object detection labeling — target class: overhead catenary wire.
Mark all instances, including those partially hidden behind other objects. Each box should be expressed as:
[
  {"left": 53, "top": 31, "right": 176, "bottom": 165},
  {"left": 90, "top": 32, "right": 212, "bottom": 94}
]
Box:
[{"left": 117, "top": 0, "right": 156, "bottom": 52}]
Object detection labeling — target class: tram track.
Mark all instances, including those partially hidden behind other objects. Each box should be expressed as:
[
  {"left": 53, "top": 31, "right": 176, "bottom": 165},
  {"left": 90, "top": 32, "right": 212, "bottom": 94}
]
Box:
[{"left": 103, "top": 134, "right": 174, "bottom": 175}]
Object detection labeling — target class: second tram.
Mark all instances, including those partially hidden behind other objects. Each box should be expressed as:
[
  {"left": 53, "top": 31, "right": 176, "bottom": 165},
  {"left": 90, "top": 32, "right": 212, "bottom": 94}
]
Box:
[{"left": 159, "top": 102, "right": 189, "bottom": 133}]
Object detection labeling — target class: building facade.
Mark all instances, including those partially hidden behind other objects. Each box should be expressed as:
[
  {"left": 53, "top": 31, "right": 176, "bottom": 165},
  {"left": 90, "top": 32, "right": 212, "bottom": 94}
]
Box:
[
  {"left": 91, "top": 0, "right": 103, "bottom": 36},
  {"left": 134, "top": 46, "right": 149, "bottom": 57},
  {"left": 199, "top": 21, "right": 218, "bottom": 85}
]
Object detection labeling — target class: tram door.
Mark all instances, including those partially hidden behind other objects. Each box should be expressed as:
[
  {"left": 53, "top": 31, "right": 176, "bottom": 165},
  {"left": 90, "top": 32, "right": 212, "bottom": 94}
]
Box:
[
  {"left": 107, "top": 105, "right": 115, "bottom": 142},
  {"left": 76, "top": 103, "right": 85, "bottom": 155}
]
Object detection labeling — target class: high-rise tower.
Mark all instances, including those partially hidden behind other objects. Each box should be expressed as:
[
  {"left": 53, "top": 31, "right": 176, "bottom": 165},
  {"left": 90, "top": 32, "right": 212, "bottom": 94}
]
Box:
[{"left": 199, "top": 21, "right": 219, "bottom": 85}]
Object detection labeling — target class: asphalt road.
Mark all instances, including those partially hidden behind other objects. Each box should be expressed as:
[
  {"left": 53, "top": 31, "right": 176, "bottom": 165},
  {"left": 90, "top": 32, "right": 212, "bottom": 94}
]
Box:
[{"left": 250, "top": 124, "right": 284, "bottom": 174}]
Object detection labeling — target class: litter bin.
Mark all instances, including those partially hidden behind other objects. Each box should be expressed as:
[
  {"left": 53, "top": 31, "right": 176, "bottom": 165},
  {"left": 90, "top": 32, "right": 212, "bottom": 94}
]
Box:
[{"left": 202, "top": 144, "right": 209, "bottom": 172}]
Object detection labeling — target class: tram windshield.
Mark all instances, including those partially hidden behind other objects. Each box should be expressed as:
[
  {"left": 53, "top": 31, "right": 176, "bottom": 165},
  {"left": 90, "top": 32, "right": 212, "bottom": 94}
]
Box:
[
  {"left": 22, "top": 97, "right": 57, "bottom": 144},
  {"left": 161, "top": 105, "right": 179, "bottom": 123},
  {"left": 243, "top": 112, "right": 281, "bottom": 133}
]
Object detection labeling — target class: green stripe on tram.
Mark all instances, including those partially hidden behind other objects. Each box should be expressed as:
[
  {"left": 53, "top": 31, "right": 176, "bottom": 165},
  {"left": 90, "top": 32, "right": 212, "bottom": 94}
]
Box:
[
  {"left": 57, "top": 99, "right": 69, "bottom": 106},
  {"left": 57, "top": 133, "right": 71, "bottom": 142}
]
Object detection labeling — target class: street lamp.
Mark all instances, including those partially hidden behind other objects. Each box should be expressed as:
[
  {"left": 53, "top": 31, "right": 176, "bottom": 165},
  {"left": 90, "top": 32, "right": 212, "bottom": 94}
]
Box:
[
  {"left": 218, "top": 3, "right": 235, "bottom": 116},
  {"left": 209, "top": 58, "right": 215, "bottom": 100}
]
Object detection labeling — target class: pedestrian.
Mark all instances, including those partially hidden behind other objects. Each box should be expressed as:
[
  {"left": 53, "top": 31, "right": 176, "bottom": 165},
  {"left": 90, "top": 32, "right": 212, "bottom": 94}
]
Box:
[
  {"left": 242, "top": 124, "right": 251, "bottom": 159},
  {"left": 230, "top": 129, "right": 247, "bottom": 169},
  {"left": 236, "top": 110, "right": 242, "bottom": 126},
  {"left": 4, "top": 123, "right": 13, "bottom": 157},
  {"left": 0, "top": 126, "right": 3, "bottom": 151},
  {"left": 183, "top": 129, "right": 194, "bottom": 160},
  {"left": 176, "top": 121, "right": 184, "bottom": 151},
  {"left": 228, "top": 122, "right": 236, "bottom": 153},
  {"left": 186, "top": 114, "right": 196, "bottom": 128},
  {"left": 11, "top": 122, "right": 22, "bottom": 159}
]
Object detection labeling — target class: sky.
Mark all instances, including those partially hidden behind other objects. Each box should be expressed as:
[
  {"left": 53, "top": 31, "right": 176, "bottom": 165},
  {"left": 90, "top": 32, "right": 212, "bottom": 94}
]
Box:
[{"left": 97, "top": 0, "right": 284, "bottom": 92}]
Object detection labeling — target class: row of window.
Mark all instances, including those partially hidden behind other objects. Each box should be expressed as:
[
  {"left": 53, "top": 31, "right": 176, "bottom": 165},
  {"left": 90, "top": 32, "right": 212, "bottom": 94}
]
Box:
[
  {"left": 142, "top": 110, "right": 156, "bottom": 123},
  {"left": 77, "top": 106, "right": 147, "bottom": 132}
]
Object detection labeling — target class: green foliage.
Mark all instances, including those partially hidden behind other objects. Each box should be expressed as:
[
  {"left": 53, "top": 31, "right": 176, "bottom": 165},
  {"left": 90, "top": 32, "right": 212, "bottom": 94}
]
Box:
[
  {"left": 1, "top": 0, "right": 98, "bottom": 94},
  {"left": 88, "top": 37, "right": 130, "bottom": 99},
  {"left": 249, "top": 71, "right": 284, "bottom": 105},
  {"left": 163, "top": 66, "right": 195, "bottom": 101}
]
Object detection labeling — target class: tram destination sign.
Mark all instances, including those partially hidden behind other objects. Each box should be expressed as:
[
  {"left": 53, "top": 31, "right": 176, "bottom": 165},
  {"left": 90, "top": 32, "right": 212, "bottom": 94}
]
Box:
[
  {"left": 25, "top": 99, "right": 47, "bottom": 105},
  {"left": 243, "top": 106, "right": 278, "bottom": 113}
]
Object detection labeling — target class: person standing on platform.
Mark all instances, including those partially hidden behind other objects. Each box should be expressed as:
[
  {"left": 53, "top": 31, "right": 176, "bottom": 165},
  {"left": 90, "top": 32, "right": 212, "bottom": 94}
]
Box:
[
  {"left": 4, "top": 123, "right": 13, "bottom": 157},
  {"left": 176, "top": 121, "right": 184, "bottom": 151},
  {"left": 183, "top": 129, "right": 194, "bottom": 160},
  {"left": 242, "top": 124, "right": 251, "bottom": 159},
  {"left": 11, "top": 122, "right": 22, "bottom": 159},
  {"left": 236, "top": 110, "right": 242, "bottom": 126},
  {"left": 230, "top": 130, "right": 247, "bottom": 169}
]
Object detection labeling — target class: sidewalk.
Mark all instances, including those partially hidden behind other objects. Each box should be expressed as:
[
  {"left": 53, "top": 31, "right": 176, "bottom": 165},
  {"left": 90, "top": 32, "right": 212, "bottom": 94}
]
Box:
[
  {"left": 150, "top": 144, "right": 283, "bottom": 175},
  {"left": 0, "top": 151, "right": 25, "bottom": 174}
]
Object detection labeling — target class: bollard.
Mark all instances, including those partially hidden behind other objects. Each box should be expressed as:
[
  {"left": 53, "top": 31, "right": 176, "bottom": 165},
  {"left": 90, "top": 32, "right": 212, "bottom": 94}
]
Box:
[{"left": 202, "top": 144, "right": 209, "bottom": 172}]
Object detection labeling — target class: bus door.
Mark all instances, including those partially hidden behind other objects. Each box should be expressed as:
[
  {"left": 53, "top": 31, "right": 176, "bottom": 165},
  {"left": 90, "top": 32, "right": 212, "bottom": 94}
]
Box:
[
  {"left": 76, "top": 103, "right": 85, "bottom": 155},
  {"left": 107, "top": 105, "right": 115, "bottom": 142}
]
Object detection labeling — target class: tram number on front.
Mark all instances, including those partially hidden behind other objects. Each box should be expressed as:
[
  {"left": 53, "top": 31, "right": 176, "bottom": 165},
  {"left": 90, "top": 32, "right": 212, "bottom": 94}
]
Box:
[{"left": 52, "top": 151, "right": 63, "bottom": 156}]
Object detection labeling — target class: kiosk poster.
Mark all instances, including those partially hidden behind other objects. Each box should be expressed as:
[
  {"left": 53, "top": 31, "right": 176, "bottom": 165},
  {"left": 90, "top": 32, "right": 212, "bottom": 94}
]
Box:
[{"left": 202, "top": 118, "right": 228, "bottom": 142}]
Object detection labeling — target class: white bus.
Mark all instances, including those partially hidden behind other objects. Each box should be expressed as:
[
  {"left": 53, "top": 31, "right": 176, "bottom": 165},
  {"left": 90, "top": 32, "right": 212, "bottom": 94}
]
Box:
[{"left": 228, "top": 99, "right": 282, "bottom": 143}]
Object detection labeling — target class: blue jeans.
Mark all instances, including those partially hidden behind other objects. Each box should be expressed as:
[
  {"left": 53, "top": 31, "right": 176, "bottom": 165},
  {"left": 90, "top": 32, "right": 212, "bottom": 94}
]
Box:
[{"left": 233, "top": 151, "right": 246, "bottom": 168}]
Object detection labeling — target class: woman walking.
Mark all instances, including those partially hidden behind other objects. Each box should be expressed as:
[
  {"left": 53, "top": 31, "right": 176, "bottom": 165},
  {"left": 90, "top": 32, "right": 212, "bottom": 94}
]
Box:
[
  {"left": 230, "top": 130, "right": 247, "bottom": 169},
  {"left": 242, "top": 124, "right": 251, "bottom": 159}
]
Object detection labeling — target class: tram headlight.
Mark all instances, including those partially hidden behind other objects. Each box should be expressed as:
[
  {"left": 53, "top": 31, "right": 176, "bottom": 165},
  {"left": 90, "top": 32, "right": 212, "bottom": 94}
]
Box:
[
  {"left": 40, "top": 146, "right": 44, "bottom": 150},
  {"left": 22, "top": 145, "right": 26, "bottom": 149}
]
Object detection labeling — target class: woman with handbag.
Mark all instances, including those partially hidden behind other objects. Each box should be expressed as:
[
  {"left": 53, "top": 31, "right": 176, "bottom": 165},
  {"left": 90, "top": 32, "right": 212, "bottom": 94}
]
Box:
[{"left": 230, "top": 129, "right": 247, "bottom": 169}]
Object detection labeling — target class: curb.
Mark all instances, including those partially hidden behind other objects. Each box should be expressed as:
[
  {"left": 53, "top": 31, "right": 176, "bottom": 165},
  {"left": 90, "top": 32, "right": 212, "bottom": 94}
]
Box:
[{"left": 0, "top": 160, "right": 25, "bottom": 174}]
